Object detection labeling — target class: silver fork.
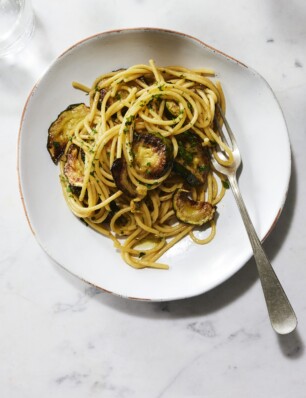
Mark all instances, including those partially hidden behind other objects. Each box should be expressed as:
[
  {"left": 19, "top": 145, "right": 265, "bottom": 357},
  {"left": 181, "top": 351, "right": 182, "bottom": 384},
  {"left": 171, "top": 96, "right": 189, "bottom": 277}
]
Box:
[{"left": 212, "top": 103, "right": 297, "bottom": 335}]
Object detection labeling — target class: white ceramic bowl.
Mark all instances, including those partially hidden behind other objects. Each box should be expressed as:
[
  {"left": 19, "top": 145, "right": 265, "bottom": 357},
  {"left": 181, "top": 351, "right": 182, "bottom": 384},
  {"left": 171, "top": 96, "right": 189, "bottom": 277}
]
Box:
[{"left": 18, "top": 28, "right": 291, "bottom": 301}]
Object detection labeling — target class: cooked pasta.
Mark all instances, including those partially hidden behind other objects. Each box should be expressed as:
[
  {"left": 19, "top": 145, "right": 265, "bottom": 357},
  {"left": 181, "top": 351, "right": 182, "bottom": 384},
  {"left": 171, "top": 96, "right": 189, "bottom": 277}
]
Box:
[{"left": 47, "top": 60, "right": 233, "bottom": 270}]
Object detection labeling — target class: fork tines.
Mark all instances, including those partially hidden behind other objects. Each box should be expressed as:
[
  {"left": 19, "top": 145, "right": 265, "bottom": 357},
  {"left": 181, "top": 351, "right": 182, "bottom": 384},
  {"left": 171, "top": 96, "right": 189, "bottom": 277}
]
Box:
[{"left": 215, "top": 103, "right": 236, "bottom": 150}]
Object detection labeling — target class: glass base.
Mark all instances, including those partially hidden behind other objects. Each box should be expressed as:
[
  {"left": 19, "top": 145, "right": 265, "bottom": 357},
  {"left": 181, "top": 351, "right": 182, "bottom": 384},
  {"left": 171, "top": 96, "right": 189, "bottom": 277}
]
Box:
[{"left": 0, "top": 8, "right": 35, "bottom": 57}]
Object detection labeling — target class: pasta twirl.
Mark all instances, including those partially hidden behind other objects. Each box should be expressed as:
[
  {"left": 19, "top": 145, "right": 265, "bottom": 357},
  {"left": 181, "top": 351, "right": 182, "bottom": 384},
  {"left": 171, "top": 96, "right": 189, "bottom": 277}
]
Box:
[{"left": 47, "top": 60, "right": 233, "bottom": 270}]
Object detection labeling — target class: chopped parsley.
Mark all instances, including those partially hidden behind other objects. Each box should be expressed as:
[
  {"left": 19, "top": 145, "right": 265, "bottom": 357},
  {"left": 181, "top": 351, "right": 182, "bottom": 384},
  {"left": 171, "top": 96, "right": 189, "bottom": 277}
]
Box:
[
  {"left": 222, "top": 180, "right": 230, "bottom": 189},
  {"left": 145, "top": 182, "right": 158, "bottom": 189},
  {"left": 152, "top": 94, "right": 162, "bottom": 101},
  {"left": 198, "top": 164, "right": 209, "bottom": 172},
  {"left": 178, "top": 141, "right": 193, "bottom": 164},
  {"left": 183, "top": 131, "right": 198, "bottom": 148},
  {"left": 53, "top": 141, "right": 61, "bottom": 149},
  {"left": 125, "top": 115, "right": 135, "bottom": 126}
]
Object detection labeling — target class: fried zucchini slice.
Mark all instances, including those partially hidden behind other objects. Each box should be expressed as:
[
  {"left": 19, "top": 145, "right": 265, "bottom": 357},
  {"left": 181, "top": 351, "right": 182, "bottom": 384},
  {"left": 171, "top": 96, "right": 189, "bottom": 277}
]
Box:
[
  {"left": 173, "top": 189, "right": 216, "bottom": 226},
  {"left": 64, "top": 144, "right": 84, "bottom": 187},
  {"left": 111, "top": 158, "right": 136, "bottom": 198},
  {"left": 174, "top": 131, "right": 210, "bottom": 186},
  {"left": 132, "top": 132, "right": 173, "bottom": 179},
  {"left": 47, "top": 103, "right": 89, "bottom": 164}
]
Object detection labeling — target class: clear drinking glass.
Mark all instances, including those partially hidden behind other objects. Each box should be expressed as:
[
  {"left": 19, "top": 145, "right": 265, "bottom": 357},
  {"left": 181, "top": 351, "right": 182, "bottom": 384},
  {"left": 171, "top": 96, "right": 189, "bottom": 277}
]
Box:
[{"left": 0, "top": 0, "right": 35, "bottom": 57}]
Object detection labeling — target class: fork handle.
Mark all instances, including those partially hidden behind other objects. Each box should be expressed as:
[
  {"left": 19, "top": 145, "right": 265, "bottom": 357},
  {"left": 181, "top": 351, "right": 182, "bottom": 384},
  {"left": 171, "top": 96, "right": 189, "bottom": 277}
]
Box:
[{"left": 228, "top": 174, "right": 297, "bottom": 334}]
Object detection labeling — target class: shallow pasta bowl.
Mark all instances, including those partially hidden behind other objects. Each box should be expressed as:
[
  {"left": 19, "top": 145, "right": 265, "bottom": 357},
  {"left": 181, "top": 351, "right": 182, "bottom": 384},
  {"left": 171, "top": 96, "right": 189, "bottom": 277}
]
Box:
[{"left": 18, "top": 28, "right": 291, "bottom": 301}]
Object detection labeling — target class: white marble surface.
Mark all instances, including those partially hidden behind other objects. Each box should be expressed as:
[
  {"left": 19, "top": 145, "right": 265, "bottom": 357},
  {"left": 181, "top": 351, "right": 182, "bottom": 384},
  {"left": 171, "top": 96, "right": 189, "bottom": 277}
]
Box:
[{"left": 1, "top": 0, "right": 306, "bottom": 396}]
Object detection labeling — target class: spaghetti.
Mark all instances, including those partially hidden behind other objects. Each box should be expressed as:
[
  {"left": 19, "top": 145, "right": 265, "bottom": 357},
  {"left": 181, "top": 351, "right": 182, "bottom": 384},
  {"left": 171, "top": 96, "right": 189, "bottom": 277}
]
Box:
[{"left": 48, "top": 60, "right": 233, "bottom": 270}]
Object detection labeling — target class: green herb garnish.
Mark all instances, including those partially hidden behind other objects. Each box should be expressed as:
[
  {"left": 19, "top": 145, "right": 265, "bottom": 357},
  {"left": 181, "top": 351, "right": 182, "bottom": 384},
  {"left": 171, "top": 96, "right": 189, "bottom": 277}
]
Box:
[
  {"left": 125, "top": 115, "right": 135, "bottom": 126},
  {"left": 198, "top": 164, "right": 209, "bottom": 172},
  {"left": 178, "top": 141, "right": 193, "bottom": 164},
  {"left": 222, "top": 180, "right": 230, "bottom": 189}
]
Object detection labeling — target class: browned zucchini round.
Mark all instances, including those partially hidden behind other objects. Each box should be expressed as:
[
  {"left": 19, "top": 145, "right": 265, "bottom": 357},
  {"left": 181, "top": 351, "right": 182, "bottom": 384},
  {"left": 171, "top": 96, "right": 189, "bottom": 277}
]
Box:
[
  {"left": 64, "top": 144, "right": 84, "bottom": 187},
  {"left": 173, "top": 189, "right": 216, "bottom": 225},
  {"left": 174, "top": 131, "right": 210, "bottom": 186},
  {"left": 47, "top": 103, "right": 89, "bottom": 164},
  {"left": 111, "top": 158, "right": 136, "bottom": 198},
  {"left": 132, "top": 132, "right": 173, "bottom": 179}
]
